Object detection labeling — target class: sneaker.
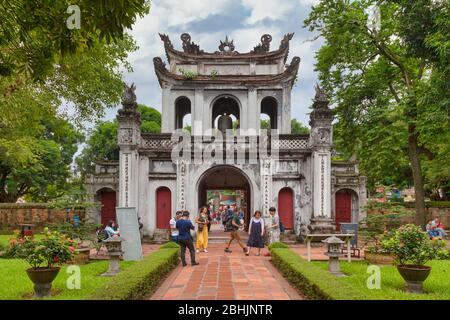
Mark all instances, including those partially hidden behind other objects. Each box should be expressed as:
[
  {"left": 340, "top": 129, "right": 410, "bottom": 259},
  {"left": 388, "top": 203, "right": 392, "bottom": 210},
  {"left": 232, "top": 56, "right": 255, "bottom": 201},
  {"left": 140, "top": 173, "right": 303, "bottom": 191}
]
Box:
[
  {"left": 192, "top": 262, "right": 199, "bottom": 266},
  {"left": 224, "top": 248, "right": 232, "bottom": 253},
  {"left": 203, "top": 249, "right": 208, "bottom": 253}
]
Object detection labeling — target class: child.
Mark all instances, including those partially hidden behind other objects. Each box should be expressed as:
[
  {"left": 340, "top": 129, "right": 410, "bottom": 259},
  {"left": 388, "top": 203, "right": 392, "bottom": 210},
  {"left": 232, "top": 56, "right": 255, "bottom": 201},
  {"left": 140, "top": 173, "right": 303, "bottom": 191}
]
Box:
[{"left": 246, "top": 210, "right": 265, "bottom": 256}]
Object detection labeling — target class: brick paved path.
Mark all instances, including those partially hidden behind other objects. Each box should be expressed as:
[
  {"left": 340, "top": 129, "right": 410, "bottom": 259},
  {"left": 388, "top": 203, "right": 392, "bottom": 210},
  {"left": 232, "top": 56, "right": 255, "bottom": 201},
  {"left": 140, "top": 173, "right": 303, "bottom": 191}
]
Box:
[{"left": 149, "top": 243, "right": 303, "bottom": 300}]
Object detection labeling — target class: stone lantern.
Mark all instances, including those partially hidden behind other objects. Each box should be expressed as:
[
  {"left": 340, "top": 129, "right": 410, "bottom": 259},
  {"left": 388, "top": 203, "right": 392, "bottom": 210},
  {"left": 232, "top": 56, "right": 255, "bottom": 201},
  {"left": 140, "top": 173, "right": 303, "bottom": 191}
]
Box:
[
  {"left": 101, "top": 236, "right": 123, "bottom": 277},
  {"left": 322, "top": 236, "right": 345, "bottom": 276}
]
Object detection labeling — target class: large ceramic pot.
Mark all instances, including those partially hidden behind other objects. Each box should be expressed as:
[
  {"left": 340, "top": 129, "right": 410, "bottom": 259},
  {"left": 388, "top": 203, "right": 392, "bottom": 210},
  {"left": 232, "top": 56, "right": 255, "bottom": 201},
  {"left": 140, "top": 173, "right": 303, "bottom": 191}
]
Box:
[
  {"left": 364, "top": 250, "right": 395, "bottom": 265},
  {"left": 26, "top": 267, "right": 61, "bottom": 298},
  {"left": 397, "top": 265, "right": 431, "bottom": 294}
]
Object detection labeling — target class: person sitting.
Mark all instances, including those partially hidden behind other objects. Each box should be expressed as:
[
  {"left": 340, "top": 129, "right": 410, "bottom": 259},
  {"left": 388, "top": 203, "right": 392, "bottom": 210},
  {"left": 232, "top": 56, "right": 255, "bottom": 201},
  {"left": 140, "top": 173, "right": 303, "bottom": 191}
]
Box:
[
  {"left": 426, "top": 220, "right": 438, "bottom": 238},
  {"left": 104, "top": 220, "right": 119, "bottom": 238},
  {"left": 434, "top": 218, "right": 447, "bottom": 239}
]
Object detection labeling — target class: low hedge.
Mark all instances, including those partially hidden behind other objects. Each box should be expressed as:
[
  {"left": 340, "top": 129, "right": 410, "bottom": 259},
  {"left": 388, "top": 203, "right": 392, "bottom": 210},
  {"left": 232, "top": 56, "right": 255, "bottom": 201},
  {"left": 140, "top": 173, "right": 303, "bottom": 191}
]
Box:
[
  {"left": 269, "top": 247, "right": 368, "bottom": 300},
  {"left": 88, "top": 247, "right": 179, "bottom": 300}
]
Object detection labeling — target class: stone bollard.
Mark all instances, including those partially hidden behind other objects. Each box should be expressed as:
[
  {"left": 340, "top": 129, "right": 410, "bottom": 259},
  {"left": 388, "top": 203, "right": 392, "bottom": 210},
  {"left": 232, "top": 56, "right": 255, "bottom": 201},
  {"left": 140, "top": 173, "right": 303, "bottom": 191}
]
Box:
[{"left": 101, "top": 236, "right": 123, "bottom": 277}]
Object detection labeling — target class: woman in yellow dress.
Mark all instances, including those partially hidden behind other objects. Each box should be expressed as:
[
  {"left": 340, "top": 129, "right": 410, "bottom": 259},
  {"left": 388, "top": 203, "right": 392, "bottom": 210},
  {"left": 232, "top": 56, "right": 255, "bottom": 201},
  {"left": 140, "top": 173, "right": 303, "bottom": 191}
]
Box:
[{"left": 196, "top": 206, "right": 209, "bottom": 253}]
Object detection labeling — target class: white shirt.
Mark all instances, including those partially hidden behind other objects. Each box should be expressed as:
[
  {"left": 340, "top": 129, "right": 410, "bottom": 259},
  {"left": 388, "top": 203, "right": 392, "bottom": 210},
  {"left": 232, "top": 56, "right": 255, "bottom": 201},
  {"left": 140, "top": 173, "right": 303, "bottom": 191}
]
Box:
[{"left": 170, "top": 218, "right": 179, "bottom": 236}]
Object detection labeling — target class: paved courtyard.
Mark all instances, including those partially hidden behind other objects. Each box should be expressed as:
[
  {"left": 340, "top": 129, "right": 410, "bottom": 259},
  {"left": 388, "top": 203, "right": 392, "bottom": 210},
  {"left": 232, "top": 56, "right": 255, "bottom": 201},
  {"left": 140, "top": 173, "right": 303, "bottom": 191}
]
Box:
[{"left": 149, "top": 243, "right": 304, "bottom": 300}]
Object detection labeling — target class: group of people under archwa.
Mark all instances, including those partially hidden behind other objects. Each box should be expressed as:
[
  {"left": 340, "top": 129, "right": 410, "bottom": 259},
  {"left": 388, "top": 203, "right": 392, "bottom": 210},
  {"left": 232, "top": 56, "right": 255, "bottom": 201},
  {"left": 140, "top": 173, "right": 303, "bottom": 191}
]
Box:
[{"left": 169, "top": 205, "right": 281, "bottom": 267}]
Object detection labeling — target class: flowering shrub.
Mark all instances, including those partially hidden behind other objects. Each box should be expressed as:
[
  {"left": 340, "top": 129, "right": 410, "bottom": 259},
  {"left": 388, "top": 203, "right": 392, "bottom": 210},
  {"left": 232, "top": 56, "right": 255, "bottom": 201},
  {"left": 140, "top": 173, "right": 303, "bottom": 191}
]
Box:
[
  {"left": 383, "top": 224, "right": 448, "bottom": 266},
  {"left": 17, "top": 228, "right": 76, "bottom": 269},
  {"left": 1, "top": 230, "right": 23, "bottom": 258}
]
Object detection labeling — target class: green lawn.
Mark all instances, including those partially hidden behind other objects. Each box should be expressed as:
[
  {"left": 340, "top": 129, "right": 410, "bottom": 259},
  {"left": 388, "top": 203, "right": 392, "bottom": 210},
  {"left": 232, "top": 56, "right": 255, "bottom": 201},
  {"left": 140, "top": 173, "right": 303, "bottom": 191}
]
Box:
[
  {"left": 0, "top": 258, "right": 134, "bottom": 300},
  {"left": 312, "top": 260, "right": 450, "bottom": 300}
]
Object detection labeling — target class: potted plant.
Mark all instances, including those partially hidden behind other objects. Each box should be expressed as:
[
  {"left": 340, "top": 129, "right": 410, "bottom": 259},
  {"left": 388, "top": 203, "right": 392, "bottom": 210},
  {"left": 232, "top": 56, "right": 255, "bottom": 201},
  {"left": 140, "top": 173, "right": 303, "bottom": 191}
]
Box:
[
  {"left": 18, "top": 228, "right": 76, "bottom": 297},
  {"left": 383, "top": 224, "right": 448, "bottom": 293},
  {"left": 48, "top": 222, "right": 100, "bottom": 264}
]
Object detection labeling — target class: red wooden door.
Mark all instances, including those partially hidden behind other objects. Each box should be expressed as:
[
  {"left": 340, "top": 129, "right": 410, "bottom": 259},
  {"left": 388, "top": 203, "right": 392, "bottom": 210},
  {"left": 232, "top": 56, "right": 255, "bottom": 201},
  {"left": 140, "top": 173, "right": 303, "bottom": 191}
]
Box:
[
  {"left": 100, "top": 191, "right": 116, "bottom": 226},
  {"left": 278, "top": 188, "right": 294, "bottom": 229},
  {"left": 335, "top": 190, "right": 352, "bottom": 231},
  {"left": 156, "top": 187, "right": 171, "bottom": 229}
]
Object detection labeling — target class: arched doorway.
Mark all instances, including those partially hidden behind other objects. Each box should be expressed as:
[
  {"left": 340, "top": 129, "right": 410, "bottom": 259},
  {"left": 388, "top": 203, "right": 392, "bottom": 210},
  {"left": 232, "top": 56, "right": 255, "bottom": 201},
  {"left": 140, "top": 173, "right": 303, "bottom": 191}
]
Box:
[
  {"left": 175, "top": 96, "right": 191, "bottom": 130},
  {"left": 197, "top": 165, "right": 251, "bottom": 231},
  {"left": 261, "top": 96, "right": 278, "bottom": 130},
  {"left": 211, "top": 96, "right": 240, "bottom": 130},
  {"left": 98, "top": 188, "right": 116, "bottom": 226},
  {"left": 335, "top": 189, "right": 357, "bottom": 231},
  {"left": 156, "top": 187, "right": 172, "bottom": 229},
  {"left": 278, "top": 187, "right": 294, "bottom": 230}
]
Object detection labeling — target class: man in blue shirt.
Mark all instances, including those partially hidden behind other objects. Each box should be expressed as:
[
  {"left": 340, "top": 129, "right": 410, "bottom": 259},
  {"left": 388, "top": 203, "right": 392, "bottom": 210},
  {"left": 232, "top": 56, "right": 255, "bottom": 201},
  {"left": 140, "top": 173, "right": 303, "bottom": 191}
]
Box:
[{"left": 175, "top": 211, "right": 199, "bottom": 266}]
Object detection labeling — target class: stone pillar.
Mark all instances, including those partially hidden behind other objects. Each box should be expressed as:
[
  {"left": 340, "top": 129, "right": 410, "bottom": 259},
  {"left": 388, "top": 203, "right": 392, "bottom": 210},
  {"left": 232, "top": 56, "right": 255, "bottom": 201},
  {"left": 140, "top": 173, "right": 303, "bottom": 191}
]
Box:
[
  {"left": 161, "top": 82, "right": 172, "bottom": 133},
  {"left": 247, "top": 87, "right": 258, "bottom": 132},
  {"left": 281, "top": 82, "right": 291, "bottom": 134},
  {"left": 193, "top": 88, "right": 204, "bottom": 135},
  {"left": 117, "top": 84, "right": 141, "bottom": 209},
  {"left": 309, "top": 85, "right": 335, "bottom": 234}
]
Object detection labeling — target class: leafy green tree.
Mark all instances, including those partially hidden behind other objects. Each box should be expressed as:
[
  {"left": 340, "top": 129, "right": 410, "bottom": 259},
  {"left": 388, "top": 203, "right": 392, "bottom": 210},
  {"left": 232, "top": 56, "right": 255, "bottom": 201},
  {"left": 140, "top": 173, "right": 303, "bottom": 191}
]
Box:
[
  {"left": 305, "top": 0, "right": 450, "bottom": 226},
  {"left": 0, "top": 1, "right": 149, "bottom": 82},
  {"left": 76, "top": 105, "right": 161, "bottom": 176},
  {"left": 0, "top": 88, "right": 83, "bottom": 202},
  {"left": 291, "top": 119, "right": 310, "bottom": 134}
]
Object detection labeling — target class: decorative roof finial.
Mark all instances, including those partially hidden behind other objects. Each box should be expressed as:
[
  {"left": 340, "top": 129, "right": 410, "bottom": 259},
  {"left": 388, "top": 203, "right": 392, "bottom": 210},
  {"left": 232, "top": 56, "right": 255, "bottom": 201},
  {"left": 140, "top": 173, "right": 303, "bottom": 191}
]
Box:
[
  {"left": 217, "top": 35, "right": 237, "bottom": 55},
  {"left": 121, "top": 83, "right": 137, "bottom": 110},
  {"left": 180, "top": 33, "right": 203, "bottom": 54},
  {"left": 252, "top": 34, "right": 272, "bottom": 53},
  {"left": 314, "top": 83, "right": 329, "bottom": 104}
]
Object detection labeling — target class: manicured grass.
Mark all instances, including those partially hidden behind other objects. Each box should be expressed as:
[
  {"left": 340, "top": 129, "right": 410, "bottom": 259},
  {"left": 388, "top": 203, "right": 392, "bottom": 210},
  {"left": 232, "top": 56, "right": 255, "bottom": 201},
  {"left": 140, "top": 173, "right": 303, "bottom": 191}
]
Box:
[
  {"left": 312, "top": 260, "right": 450, "bottom": 300},
  {"left": 0, "top": 258, "right": 134, "bottom": 300},
  {"left": 270, "top": 247, "right": 450, "bottom": 300}
]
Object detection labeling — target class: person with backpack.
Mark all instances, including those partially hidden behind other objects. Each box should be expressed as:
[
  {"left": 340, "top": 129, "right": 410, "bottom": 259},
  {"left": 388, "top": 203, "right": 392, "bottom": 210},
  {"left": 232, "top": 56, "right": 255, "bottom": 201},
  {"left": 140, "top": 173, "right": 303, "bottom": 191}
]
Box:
[
  {"left": 267, "top": 207, "right": 280, "bottom": 244},
  {"left": 224, "top": 208, "right": 248, "bottom": 254},
  {"left": 176, "top": 211, "right": 199, "bottom": 267}
]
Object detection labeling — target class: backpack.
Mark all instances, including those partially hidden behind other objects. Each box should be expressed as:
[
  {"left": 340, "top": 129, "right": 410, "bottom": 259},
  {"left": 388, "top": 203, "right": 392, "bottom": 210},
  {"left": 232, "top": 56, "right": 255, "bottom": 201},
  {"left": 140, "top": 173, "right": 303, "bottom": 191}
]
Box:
[
  {"left": 96, "top": 228, "right": 109, "bottom": 242},
  {"left": 224, "top": 211, "right": 234, "bottom": 232},
  {"left": 279, "top": 219, "right": 285, "bottom": 233}
]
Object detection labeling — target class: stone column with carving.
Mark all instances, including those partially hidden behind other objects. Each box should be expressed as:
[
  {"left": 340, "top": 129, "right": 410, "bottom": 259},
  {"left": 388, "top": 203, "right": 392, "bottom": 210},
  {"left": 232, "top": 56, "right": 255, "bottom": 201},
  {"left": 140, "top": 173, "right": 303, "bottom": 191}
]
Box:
[
  {"left": 117, "top": 84, "right": 141, "bottom": 209},
  {"left": 309, "top": 85, "right": 335, "bottom": 234}
]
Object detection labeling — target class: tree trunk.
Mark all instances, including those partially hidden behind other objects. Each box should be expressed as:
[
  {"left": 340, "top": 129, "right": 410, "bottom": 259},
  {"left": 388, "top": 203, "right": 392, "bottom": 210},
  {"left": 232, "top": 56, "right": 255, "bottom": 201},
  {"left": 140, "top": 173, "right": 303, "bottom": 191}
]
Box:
[{"left": 407, "top": 124, "right": 427, "bottom": 228}]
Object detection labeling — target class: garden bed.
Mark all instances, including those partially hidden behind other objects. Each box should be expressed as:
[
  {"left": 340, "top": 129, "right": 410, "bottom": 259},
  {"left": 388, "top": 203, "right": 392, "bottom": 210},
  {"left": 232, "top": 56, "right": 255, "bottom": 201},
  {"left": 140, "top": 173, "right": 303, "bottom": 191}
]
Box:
[
  {"left": 269, "top": 247, "right": 450, "bottom": 300},
  {"left": 88, "top": 242, "right": 179, "bottom": 300}
]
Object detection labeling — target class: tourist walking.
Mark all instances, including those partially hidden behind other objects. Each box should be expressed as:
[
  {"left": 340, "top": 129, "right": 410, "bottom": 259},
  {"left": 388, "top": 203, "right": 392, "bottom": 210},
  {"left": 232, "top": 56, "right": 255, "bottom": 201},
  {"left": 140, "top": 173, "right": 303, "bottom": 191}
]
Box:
[
  {"left": 176, "top": 211, "right": 199, "bottom": 266},
  {"left": 169, "top": 211, "right": 182, "bottom": 242},
  {"left": 224, "top": 208, "right": 247, "bottom": 254},
  {"left": 246, "top": 210, "right": 265, "bottom": 256},
  {"left": 196, "top": 206, "right": 209, "bottom": 253},
  {"left": 267, "top": 207, "right": 280, "bottom": 244}
]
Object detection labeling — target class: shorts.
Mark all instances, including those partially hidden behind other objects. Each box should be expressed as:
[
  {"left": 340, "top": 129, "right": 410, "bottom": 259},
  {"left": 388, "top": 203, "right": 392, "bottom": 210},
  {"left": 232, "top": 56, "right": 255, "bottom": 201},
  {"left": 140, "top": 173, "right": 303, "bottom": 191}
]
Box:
[{"left": 229, "top": 230, "right": 241, "bottom": 240}]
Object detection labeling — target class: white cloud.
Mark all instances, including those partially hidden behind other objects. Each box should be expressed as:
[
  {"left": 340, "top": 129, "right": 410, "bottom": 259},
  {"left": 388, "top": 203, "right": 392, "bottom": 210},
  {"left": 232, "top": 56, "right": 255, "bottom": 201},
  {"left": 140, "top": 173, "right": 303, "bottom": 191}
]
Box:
[
  {"left": 299, "top": 0, "right": 320, "bottom": 5},
  {"left": 242, "top": 0, "right": 296, "bottom": 24}
]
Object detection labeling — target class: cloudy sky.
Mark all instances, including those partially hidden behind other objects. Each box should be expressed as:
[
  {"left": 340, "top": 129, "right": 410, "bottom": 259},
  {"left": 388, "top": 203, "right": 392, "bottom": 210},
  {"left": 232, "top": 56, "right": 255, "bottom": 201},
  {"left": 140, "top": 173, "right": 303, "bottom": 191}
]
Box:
[{"left": 105, "top": 0, "right": 322, "bottom": 126}]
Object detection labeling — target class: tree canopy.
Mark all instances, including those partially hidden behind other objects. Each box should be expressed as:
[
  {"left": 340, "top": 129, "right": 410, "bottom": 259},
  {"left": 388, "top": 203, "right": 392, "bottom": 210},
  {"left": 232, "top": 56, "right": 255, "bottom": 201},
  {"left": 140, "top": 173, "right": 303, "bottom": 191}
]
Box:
[
  {"left": 305, "top": 0, "right": 450, "bottom": 224},
  {"left": 76, "top": 105, "right": 162, "bottom": 177}
]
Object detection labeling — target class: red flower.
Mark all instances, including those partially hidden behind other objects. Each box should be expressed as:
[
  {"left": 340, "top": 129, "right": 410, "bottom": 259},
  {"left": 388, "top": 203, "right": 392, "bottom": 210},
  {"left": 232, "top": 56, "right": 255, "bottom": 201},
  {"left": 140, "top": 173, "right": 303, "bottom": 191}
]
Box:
[
  {"left": 53, "top": 256, "right": 59, "bottom": 263},
  {"left": 68, "top": 246, "right": 75, "bottom": 252}
]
